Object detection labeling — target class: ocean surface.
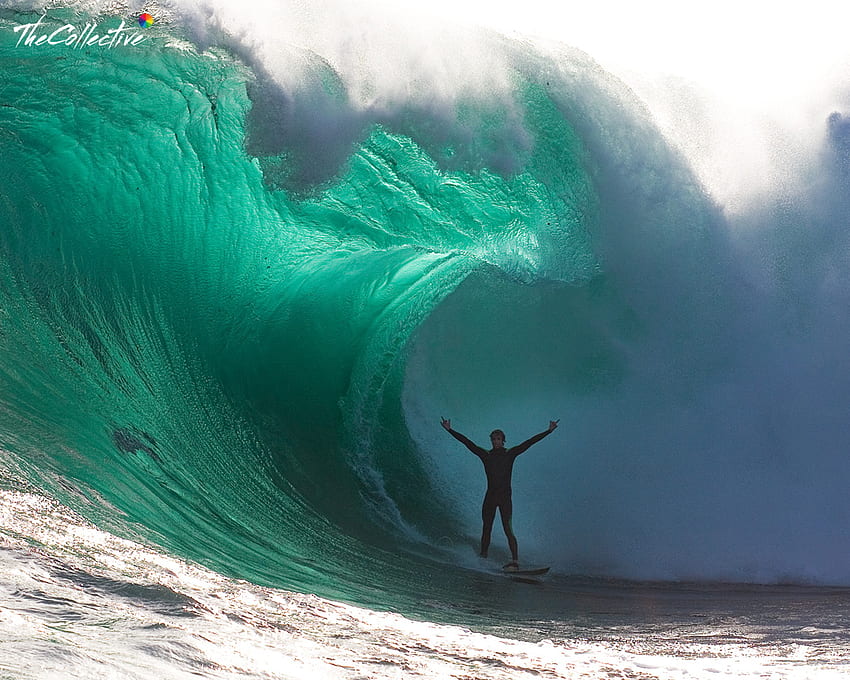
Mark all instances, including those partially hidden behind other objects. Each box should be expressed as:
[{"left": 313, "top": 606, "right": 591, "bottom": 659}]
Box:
[{"left": 2, "top": 1, "right": 850, "bottom": 677}]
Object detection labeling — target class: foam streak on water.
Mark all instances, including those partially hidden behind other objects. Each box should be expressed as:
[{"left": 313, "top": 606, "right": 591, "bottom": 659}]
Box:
[{"left": 1, "top": 488, "right": 848, "bottom": 679}]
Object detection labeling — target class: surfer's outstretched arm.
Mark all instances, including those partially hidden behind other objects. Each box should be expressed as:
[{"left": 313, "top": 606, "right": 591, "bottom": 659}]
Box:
[
  {"left": 441, "top": 418, "right": 487, "bottom": 457},
  {"left": 509, "top": 420, "right": 559, "bottom": 456}
]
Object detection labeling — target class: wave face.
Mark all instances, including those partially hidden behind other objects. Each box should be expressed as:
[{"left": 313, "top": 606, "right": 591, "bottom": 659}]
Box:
[{"left": 1, "top": 3, "right": 850, "bottom": 620}]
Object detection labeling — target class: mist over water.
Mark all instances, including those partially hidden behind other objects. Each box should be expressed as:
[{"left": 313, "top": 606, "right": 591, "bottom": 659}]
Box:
[
  {"left": 0, "top": 0, "right": 850, "bottom": 621},
  {"left": 397, "top": 5, "right": 850, "bottom": 585},
  {"left": 404, "top": 104, "right": 850, "bottom": 583}
]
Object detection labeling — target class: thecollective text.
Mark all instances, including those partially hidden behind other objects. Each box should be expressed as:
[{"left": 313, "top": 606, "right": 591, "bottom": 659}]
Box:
[{"left": 13, "top": 15, "right": 148, "bottom": 49}]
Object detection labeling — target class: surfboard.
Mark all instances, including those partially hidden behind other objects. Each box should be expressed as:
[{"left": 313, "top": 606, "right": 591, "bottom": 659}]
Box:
[{"left": 502, "top": 566, "right": 549, "bottom": 576}]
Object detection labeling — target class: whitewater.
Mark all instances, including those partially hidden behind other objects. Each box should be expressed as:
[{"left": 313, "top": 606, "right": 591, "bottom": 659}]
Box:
[{"left": 2, "top": 0, "right": 850, "bottom": 677}]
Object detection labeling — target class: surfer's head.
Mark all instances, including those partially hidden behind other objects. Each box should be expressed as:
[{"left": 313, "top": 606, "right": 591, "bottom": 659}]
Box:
[{"left": 489, "top": 429, "right": 505, "bottom": 448}]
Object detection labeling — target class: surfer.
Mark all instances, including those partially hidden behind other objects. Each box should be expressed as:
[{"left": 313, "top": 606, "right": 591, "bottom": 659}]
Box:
[{"left": 441, "top": 417, "right": 559, "bottom": 570}]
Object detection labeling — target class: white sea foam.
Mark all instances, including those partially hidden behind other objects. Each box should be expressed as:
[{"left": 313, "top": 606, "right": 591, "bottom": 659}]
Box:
[{"left": 1, "top": 488, "right": 847, "bottom": 679}]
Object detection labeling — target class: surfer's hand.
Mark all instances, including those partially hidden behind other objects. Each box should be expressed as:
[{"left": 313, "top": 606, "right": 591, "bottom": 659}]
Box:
[
  {"left": 441, "top": 417, "right": 451, "bottom": 431},
  {"left": 548, "top": 419, "right": 559, "bottom": 432}
]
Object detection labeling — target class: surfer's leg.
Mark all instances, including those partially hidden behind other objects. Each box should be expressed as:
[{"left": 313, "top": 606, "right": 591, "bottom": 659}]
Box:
[
  {"left": 498, "top": 498, "right": 518, "bottom": 563},
  {"left": 480, "top": 494, "right": 497, "bottom": 558}
]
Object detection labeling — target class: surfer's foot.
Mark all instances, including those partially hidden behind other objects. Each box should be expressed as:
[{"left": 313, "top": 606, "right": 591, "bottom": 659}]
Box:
[
  {"left": 503, "top": 561, "right": 519, "bottom": 572},
  {"left": 479, "top": 552, "right": 488, "bottom": 559}
]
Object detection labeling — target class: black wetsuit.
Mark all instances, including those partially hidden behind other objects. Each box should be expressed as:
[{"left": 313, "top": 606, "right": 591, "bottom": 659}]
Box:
[{"left": 447, "top": 428, "right": 552, "bottom": 562}]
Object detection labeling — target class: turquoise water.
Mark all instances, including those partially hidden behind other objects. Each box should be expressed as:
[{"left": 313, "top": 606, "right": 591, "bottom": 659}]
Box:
[{"left": 2, "top": 5, "right": 850, "bottom": 632}]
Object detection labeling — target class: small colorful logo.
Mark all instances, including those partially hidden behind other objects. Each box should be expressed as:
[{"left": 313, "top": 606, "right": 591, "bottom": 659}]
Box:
[{"left": 137, "top": 13, "right": 154, "bottom": 28}]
